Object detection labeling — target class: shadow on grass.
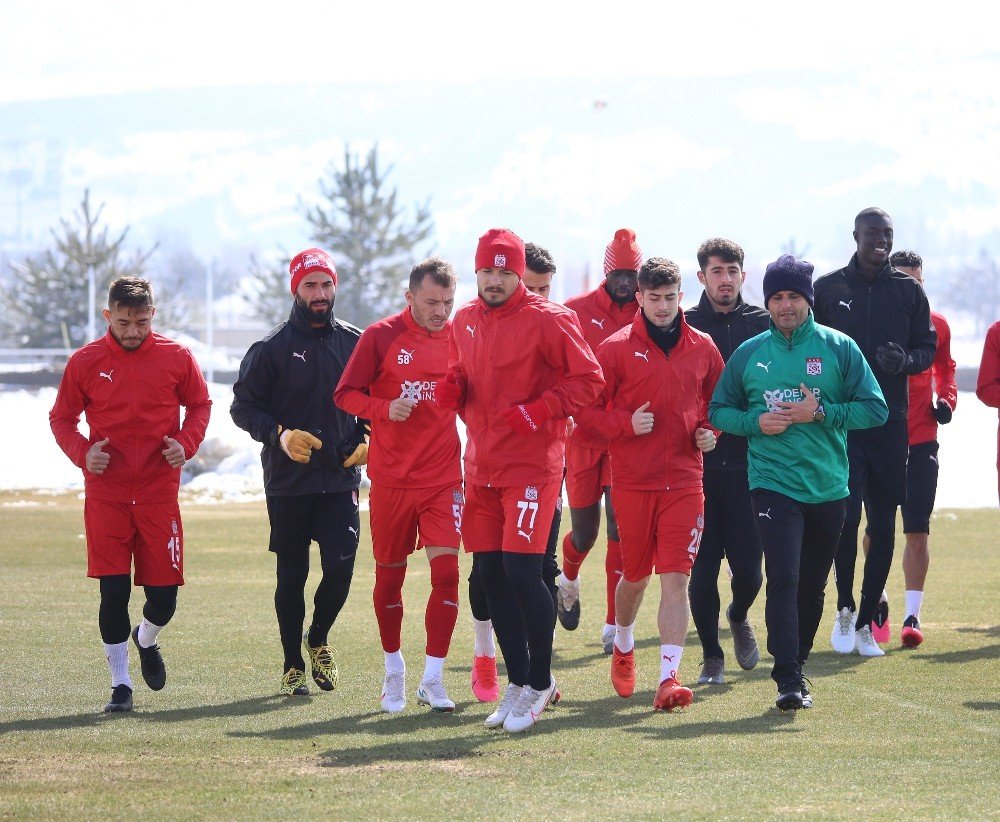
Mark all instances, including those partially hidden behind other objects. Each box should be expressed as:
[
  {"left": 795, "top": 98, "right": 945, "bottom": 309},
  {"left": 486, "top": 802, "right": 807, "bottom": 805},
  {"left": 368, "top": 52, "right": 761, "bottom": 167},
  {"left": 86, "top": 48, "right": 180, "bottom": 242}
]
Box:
[
  {"left": 0, "top": 695, "right": 288, "bottom": 734},
  {"left": 955, "top": 625, "right": 1000, "bottom": 638},
  {"left": 964, "top": 701, "right": 999, "bottom": 711},
  {"left": 917, "top": 644, "right": 1000, "bottom": 664}
]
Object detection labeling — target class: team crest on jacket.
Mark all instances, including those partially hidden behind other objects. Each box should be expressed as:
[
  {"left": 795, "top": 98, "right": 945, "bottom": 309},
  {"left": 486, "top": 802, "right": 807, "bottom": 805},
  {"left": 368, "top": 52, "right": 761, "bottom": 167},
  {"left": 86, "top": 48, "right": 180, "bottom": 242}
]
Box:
[
  {"left": 453, "top": 489, "right": 463, "bottom": 505},
  {"left": 525, "top": 486, "right": 538, "bottom": 501},
  {"left": 806, "top": 357, "right": 822, "bottom": 376}
]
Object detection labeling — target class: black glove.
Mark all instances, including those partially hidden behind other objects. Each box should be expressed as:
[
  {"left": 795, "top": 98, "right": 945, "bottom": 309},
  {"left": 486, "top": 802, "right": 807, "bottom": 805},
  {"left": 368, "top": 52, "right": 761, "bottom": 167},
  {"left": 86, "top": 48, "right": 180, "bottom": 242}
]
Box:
[
  {"left": 932, "top": 399, "right": 953, "bottom": 425},
  {"left": 875, "top": 341, "right": 908, "bottom": 375}
]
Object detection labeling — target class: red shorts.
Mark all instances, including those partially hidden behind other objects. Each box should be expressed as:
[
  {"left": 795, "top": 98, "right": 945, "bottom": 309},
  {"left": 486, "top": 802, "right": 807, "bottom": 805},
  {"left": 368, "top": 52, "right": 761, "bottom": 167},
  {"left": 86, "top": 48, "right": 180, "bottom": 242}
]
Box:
[
  {"left": 369, "top": 482, "right": 463, "bottom": 564},
  {"left": 565, "top": 441, "right": 611, "bottom": 508},
  {"left": 462, "top": 481, "right": 561, "bottom": 554},
  {"left": 611, "top": 488, "right": 704, "bottom": 581},
  {"left": 84, "top": 499, "right": 185, "bottom": 586}
]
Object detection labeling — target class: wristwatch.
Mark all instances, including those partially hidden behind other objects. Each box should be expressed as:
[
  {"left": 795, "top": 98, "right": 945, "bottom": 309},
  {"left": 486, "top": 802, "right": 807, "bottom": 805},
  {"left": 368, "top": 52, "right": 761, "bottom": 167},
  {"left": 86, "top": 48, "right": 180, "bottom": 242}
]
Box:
[{"left": 812, "top": 404, "right": 826, "bottom": 424}]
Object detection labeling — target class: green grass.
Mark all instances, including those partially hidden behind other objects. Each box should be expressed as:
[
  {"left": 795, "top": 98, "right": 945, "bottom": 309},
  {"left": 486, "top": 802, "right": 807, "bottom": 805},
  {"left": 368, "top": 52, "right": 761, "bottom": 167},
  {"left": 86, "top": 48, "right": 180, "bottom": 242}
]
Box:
[{"left": 1, "top": 491, "right": 997, "bottom": 820}]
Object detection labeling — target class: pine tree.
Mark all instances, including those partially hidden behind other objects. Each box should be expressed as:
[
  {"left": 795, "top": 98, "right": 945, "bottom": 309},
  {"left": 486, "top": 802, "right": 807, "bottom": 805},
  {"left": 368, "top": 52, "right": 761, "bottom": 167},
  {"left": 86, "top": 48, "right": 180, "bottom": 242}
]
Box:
[{"left": 3, "top": 190, "right": 155, "bottom": 348}]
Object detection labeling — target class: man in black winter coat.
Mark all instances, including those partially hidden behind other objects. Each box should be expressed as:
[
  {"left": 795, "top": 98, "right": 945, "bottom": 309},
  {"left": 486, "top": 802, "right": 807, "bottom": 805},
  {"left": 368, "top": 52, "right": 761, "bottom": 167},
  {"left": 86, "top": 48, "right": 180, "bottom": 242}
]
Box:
[
  {"left": 231, "top": 248, "right": 369, "bottom": 696},
  {"left": 685, "top": 238, "right": 770, "bottom": 687},
  {"left": 813, "top": 208, "right": 936, "bottom": 658}
]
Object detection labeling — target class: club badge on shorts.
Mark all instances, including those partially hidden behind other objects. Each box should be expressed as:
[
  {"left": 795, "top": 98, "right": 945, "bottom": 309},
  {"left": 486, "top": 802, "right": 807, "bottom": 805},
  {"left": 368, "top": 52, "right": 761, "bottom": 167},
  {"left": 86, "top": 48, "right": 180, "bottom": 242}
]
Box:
[
  {"left": 806, "top": 357, "right": 822, "bottom": 376},
  {"left": 525, "top": 486, "right": 538, "bottom": 501},
  {"left": 453, "top": 489, "right": 463, "bottom": 505}
]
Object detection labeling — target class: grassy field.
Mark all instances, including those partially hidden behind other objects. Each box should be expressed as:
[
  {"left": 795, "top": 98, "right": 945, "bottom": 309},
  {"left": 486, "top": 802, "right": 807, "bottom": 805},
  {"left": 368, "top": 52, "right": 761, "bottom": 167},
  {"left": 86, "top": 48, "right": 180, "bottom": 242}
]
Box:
[{"left": 0, "top": 491, "right": 997, "bottom": 820}]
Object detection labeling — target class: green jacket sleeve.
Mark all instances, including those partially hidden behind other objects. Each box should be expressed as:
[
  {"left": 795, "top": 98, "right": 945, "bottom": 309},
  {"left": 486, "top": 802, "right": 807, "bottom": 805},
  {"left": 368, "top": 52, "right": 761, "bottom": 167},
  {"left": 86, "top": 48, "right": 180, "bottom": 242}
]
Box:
[
  {"left": 709, "top": 347, "right": 763, "bottom": 437},
  {"left": 825, "top": 336, "right": 889, "bottom": 430}
]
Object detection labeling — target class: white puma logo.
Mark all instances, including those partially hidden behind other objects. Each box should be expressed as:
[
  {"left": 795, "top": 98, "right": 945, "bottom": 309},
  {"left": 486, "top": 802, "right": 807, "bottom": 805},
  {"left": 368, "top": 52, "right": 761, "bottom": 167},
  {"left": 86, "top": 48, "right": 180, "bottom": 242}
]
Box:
[
  {"left": 347, "top": 526, "right": 358, "bottom": 537},
  {"left": 518, "top": 529, "right": 534, "bottom": 541},
  {"left": 443, "top": 600, "right": 459, "bottom": 608},
  {"left": 590, "top": 318, "right": 606, "bottom": 329},
  {"left": 466, "top": 325, "right": 476, "bottom": 337},
  {"left": 99, "top": 370, "right": 113, "bottom": 382},
  {"left": 385, "top": 602, "right": 402, "bottom": 609},
  {"left": 929, "top": 454, "right": 938, "bottom": 464},
  {"left": 634, "top": 350, "right": 649, "bottom": 362},
  {"left": 292, "top": 350, "right": 306, "bottom": 362},
  {"left": 758, "top": 508, "right": 772, "bottom": 520},
  {"left": 839, "top": 300, "right": 853, "bottom": 311},
  {"left": 756, "top": 361, "right": 771, "bottom": 372}
]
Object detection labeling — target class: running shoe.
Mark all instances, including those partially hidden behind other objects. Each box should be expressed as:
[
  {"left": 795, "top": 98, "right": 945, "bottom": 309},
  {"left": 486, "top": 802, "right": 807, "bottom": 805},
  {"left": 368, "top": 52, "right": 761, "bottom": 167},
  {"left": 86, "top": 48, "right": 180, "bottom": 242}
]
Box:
[
  {"left": 601, "top": 624, "right": 616, "bottom": 655},
  {"left": 556, "top": 573, "right": 581, "bottom": 631},
  {"left": 653, "top": 677, "right": 693, "bottom": 712},
  {"left": 471, "top": 654, "right": 499, "bottom": 702},
  {"left": 831, "top": 607, "right": 857, "bottom": 654},
  {"left": 800, "top": 677, "right": 813, "bottom": 709},
  {"left": 132, "top": 626, "right": 166, "bottom": 691},
  {"left": 611, "top": 646, "right": 636, "bottom": 698},
  {"left": 727, "top": 605, "right": 761, "bottom": 670},
  {"left": 855, "top": 625, "right": 885, "bottom": 657},
  {"left": 103, "top": 684, "right": 134, "bottom": 713},
  {"left": 416, "top": 677, "right": 455, "bottom": 713},
  {"left": 775, "top": 677, "right": 803, "bottom": 711},
  {"left": 503, "top": 678, "right": 557, "bottom": 733},
  {"left": 871, "top": 596, "right": 891, "bottom": 644},
  {"left": 280, "top": 667, "right": 309, "bottom": 696},
  {"left": 302, "top": 632, "right": 338, "bottom": 691},
  {"left": 696, "top": 657, "right": 725, "bottom": 685},
  {"left": 548, "top": 679, "right": 561, "bottom": 708},
  {"left": 380, "top": 671, "right": 406, "bottom": 713},
  {"left": 901, "top": 615, "right": 924, "bottom": 648},
  {"left": 484, "top": 682, "right": 522, "bottom": 729}
]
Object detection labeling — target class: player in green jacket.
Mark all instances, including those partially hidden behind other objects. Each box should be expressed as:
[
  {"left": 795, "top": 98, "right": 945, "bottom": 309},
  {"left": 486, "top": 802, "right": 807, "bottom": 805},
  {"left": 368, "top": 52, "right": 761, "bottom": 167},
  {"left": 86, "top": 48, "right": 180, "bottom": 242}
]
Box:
[{"left": 709, "top": 255, "right": 887, "bottom": 710}]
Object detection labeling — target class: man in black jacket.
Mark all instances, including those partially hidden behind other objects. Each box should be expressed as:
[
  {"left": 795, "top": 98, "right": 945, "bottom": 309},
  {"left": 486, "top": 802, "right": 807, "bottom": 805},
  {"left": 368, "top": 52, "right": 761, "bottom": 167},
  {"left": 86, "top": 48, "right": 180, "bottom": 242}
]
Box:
[
  {"left": 231, "top": 248, "right": 369, "bottom": 696},
  {"left": 814, "top": 208, "right": 936, "bottom": 657},
  {"left": 685, "top": 238, "right": 769, "bottom": 686}
]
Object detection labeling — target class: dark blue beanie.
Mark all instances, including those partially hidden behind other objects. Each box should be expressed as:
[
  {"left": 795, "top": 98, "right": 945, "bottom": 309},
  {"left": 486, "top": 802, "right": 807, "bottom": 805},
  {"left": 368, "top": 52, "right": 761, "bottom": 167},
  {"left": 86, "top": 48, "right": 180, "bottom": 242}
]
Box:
[{"left": 763, "top": 254, "right": 815, "bottom": 306}]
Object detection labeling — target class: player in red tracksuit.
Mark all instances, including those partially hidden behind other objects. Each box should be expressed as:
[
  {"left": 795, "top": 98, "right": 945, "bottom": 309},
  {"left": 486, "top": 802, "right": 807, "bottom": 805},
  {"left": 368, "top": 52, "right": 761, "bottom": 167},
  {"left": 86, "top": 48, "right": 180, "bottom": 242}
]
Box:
[
  {"left": 577, "top": 257, "right": 724, "bottom": 712},
  {"left": 977, "top": 319, "right": 1000, "bottom": 505},
  {"left": 861, "top": 252, "right": 957, "bottom": 646},
  {"left": 437, "top": 227, "right": 604, "bottom": 733},
  {"left": 50, "top": 277, "right": 211, "bottom": 713},
  {"left": 334, "top": 257, "right": 462, "bottom": 715},
  {"left": 557, "top": 228, "right": 642, "bottom": 653}
]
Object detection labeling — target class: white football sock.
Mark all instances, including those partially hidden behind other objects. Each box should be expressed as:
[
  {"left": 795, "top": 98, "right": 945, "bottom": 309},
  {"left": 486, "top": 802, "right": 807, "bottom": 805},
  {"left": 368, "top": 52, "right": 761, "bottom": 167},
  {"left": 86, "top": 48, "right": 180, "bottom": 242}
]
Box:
[
  {"left": 905, "top": 590, "right": 924, "bottom": 620},
  {"left": 614, "top": 622, "right": 635, "bottom": 653},
  {"left": 384, "top": 650, "right": 405, "bottom": 674},
  {"left": 104, "top": 641, "right": 132, "bottom": 689},
  {"left": 660, "top": 644, "right": 684, "bottom": 682},
  {"left": 136, "top": 618, "right": 164, "bottom": 648},
  {"left": 422, "top": 655, "right": 445, "bottom": 682},
  {"left": 473, "top": 618, "right": 496, "bottom": 657}
]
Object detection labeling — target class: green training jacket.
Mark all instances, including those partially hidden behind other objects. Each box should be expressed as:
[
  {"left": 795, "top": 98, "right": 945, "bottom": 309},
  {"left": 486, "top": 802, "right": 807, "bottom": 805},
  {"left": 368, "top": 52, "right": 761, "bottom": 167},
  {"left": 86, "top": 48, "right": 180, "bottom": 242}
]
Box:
[{"left": 708, "top": 313, "right": 888, "bottom": 504}]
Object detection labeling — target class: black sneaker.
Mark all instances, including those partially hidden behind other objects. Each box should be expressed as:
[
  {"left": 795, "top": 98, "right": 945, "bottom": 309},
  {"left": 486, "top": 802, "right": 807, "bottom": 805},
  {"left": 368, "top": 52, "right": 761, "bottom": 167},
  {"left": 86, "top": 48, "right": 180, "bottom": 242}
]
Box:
[
  {"left": 775, "top": 678, "right": 803, "bottom": 711},
  {"left": 800, "top": 677, "right": 813, "bottom": 709},
  {"left": 104, "top": 684, "right": 134, "bottom": 713},
  {"left": 132, "top": 626, "right": 166, "bottom": 691},
  {"left": 555, "top": 575, "right": 581, "bottom": 631}
]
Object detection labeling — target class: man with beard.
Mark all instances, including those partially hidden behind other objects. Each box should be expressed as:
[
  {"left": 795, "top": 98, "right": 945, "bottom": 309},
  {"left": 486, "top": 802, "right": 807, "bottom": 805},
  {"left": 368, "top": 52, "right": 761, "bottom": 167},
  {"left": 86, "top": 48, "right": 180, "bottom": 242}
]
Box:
[
  {"left": 50, "top": 276, "right": 211, "bottom": 712},
  {"left": 813, "top": 209, "right": 936, "bottom": 657},
  {"left": 556, "top": 229, "right": 642, "bottom": 654},
  {"left": 685, "top": 238, "right": 769, "bottom": 686},
  {"left": 231, "top": 248, "right": 369, "bottom": 696}
]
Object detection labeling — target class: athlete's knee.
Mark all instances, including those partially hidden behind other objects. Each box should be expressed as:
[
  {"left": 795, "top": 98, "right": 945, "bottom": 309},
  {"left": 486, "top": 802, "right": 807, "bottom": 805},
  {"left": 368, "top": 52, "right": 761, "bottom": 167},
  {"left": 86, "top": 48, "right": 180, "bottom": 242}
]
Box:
[
  {"left": 143, "top": 584, "right": 178, "bottom": 626},
  {"left": 98, "top": 574, "right": 131, "bottom": 643},
  {"left": 501, "top": 552, "right": 543, "bottom": 588},
  {"left": 430, "top": 553, "right": 460, "bottom": 592}
]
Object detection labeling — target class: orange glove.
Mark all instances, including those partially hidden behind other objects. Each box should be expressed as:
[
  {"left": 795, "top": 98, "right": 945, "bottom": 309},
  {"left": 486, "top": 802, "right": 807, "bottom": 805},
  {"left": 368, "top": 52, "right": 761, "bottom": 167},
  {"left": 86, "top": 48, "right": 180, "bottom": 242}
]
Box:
[{"left": 279, "top": 428, "right": 323, "bottom": 464}]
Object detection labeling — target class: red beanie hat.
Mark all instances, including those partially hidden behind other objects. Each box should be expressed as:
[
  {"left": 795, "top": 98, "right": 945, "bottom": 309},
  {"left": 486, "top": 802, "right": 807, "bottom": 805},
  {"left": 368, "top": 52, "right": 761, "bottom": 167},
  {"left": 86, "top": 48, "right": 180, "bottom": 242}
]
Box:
[
  {"left": 475, "top": 228, "right": 526, "bottom": 278},
  {"left": 603, "top": 228, "right": 643, "bottom": 275},
  {"left": 289, "top": 248, "right": 337, "bottom": 295}
]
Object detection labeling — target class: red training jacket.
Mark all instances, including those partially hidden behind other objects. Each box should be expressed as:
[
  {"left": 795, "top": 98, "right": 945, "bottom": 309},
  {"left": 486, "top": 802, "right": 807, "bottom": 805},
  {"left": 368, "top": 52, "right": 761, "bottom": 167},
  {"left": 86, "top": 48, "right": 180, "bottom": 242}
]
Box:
[
  {"left": 448, "top": 282, "right": 605, "bottom": 487},
  {"left": 564, "top": 282, "right": 636, "bottom": 452},
  {"left": 334, "top": 307, "right": 461, "bottom": 489},
  {"left": 49, "top": 331, "right": 212, "bottom": 503},
  {"left": 576, "top": 310, "right": 724, "bottom": 492},
  {"left": 908, "top": 311, "right": 957, "bottom": 446}
]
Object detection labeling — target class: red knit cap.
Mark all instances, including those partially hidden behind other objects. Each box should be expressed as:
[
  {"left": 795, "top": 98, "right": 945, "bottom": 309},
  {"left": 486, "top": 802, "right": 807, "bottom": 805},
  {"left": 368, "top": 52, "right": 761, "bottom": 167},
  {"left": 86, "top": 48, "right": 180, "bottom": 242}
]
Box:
[
  {"left": 474, "top": 228, "right": 526, "bottom": 278},
  {"left": 289, "top": 248, "right": 337, "bottom": 295},
  {"left": 603, "top": 228, "right": 643, "bottom": 275}
]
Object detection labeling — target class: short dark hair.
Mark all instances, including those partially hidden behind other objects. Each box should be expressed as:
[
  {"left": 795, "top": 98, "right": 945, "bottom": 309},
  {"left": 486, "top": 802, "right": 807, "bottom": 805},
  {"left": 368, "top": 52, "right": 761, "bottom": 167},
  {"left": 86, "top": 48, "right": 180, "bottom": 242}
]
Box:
[
  {"left": 524, "top": 243, "right": 556, "bottom": 275},
  {"left": 696, "top": 238, "right": 744, "bottom": 271},
  {"left": 855, "top": 206, "right": 891, "bottom": 229},
  {"left": 409, "top": 257, "right": 457, "bottom": 291},
  {"left": 108, "top": 277, "right": 154, "bottom": 310},
  {"left": 638, "top": 257, "right": 681, "bottom": 291},
  {"left": 890, "top": 250, "right": 922, "bottom": 269}
]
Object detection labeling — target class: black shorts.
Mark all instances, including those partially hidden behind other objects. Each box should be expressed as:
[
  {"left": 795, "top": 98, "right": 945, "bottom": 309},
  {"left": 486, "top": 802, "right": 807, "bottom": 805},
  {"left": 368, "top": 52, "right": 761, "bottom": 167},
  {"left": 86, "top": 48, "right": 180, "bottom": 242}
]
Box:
[
  {"left": 901, "top": 441, "right": 939, "bottom": 534},
  {"left": 266, "top": 491, "right": 360, "bottom": 554}
]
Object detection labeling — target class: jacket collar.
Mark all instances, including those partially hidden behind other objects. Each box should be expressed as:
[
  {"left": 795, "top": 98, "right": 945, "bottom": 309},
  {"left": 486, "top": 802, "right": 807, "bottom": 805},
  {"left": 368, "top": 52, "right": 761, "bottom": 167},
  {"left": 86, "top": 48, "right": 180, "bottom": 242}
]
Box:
[
  {"left": 402, "top": 305, "right": 449, "bottom": 337},
  {"left": 696, "top": 290, "right": 749, "bottom": 318},
  {"left": 477, "top": 281, "right": 529, "bottom": 318},
  {"left": 289, "top": 302, "right": 334, "bottom": 335},
  {"left": 846, "top": 252, "right": 893, "bottom": 283},
  {"left": 594, "top": 281, "right": 637, "bottom": 317},
  {"left": 631, "top": 306, "right": 693, "bottom": 347},
  {"left": 769, "top": 311, "right": 816, "bottom": 347},
  {"left": 101, "top": 328, "right": 155, "bottom": 356}
]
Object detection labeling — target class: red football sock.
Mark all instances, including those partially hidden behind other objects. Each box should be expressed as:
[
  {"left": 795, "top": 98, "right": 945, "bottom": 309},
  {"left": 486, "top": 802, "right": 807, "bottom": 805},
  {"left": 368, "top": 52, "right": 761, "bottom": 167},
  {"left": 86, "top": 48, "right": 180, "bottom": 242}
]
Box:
[
  {"left": 425, "top": 553, "right": 460, "bottom": 658},
  {"left": 373, "top": 563, "right": 407, "bottom": 653},
  {"left": 605, "top": 539, "right": 622, "bottom": 625},
  {"left": 562, "top": 532, "right": 589, "bottom": 582}
]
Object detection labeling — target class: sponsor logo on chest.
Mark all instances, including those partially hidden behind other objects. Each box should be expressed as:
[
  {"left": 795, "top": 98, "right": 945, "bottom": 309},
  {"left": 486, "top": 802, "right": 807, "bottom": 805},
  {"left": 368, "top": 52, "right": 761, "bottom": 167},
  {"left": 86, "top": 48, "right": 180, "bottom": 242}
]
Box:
[{"left": 400, "top": 380, "right": 437, "bottom": 403}]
